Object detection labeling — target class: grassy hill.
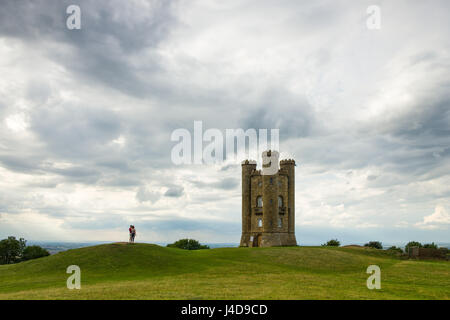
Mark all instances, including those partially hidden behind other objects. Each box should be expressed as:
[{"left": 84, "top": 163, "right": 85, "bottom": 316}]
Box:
[{"left": 0, "top": 243, "right": 448, "bottom": 300}]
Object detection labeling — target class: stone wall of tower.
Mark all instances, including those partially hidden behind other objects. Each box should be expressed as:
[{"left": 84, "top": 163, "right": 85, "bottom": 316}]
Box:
[
  {"left": 240, "top": 160, "right": 256, "bottom": 246},
  {"left": 262, "top": 173, "right": 278, "bottom": 232},
  {"left": 280, "top": 159, "right": 296, "bottom": 245},
  {"left": 277, "top": 173, "right": 289, "bottom": 233},
  {"left": 240, "top": 154, "right": 297, "bottom": 247},
  {"left": 250, "top": 171, "right": 262, "bottom": 234}
]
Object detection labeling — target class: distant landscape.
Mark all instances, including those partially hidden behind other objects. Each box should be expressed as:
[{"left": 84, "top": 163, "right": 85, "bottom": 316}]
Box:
[
  {"left": 27, "top": 241, "right": 241, "bottom": 254},
  {"left": 28, "top": 241, "right": 450, "bottom": 255}
]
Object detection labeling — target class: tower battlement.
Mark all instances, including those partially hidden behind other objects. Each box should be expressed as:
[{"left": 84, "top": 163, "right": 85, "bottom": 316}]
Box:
[
  {"left": 251, "top": 169, "right": 261, "bottom": 176},
  {"left": 241, "top": 159, "right": 257, "bottom": 166},
  {"left": 280, "top": 159, "right": 295, "bottom": 165}
]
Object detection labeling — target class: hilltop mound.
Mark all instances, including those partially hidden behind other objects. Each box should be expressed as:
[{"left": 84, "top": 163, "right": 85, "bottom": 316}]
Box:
[{"left": 0, "top": 244, "right": 448, "bottom": 299}]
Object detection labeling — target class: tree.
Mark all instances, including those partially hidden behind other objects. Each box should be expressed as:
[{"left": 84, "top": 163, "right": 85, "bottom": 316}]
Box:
[
  {"left": 386, "top": 246, "right": 403, "bottom": 254},
  {"left": 423, "top": 242, "right": 438, "bottom": 249},
  {"left": 405, "top": 241, "right": 422, "bottom": 253},
  {"left": 364, "top": 241, "right": 383, "bottom": 249},
  {"left": 167, "top": 239, "right": 209, "bottom": 250},
  {"left": 322, "top": 239, "right": 340, "bottom": 247},
  {"left": 22, "top": 245, "right": 50, "bottom": 261},
  {"left": 0, "top": 236, "right": 26, "bottom": 264}
]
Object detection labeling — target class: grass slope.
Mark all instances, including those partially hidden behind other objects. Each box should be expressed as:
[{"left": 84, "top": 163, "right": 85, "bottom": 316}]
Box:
[{"left": 0, "top": 243, "right": 448, "bottom": 300}]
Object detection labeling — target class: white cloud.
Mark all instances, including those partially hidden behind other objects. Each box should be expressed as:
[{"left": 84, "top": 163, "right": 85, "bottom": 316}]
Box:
[{"left": 415, "top": 206, "right": 450, "bottom": 230}]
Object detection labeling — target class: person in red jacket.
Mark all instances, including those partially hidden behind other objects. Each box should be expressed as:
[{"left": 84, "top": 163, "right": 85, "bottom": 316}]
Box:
[{"left": 129, "top": 225, "right": 137, "bottom": 243}]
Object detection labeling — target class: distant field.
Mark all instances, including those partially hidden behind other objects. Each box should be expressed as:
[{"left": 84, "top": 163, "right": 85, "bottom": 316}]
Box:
[
  {"left": 0, "top": 243, "right": 448, "bottom": 300},
  {"left": 27, "top": 242, "right": 240, "bottom": 255}
]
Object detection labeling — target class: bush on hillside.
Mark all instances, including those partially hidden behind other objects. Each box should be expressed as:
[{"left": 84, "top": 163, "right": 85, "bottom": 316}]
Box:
[
  {"left": 438, "top": 248, "right": 450, "bottom": 260},
  {"left": 405, "top": 241, "right": 422, "bottom": 253},
  {"left": 22, "top": 245, "right": 50, "bottom": 261},
  {"left": 364, "top": 241, "right": 383, "bottom": 249},
  {"left": 423, "top": 242, "right": 438, "bottom": 249},
  {"left": 0, "top": 236, "right": 27, "bottom": 264},
  {"left": 386, "top": 246, "right": 403, "bottom": 254},
  {"left": 167, "top": 239, "right": 210, "bottom": 250},
  {"left": 0, "top": 237, "right": 50, "bottom": 265},
  {"left": 322, "top": 239, "right": 340, "bottom": 247},
  {"left": 438, "top": 247, "right": 449, "bottom": 254}
]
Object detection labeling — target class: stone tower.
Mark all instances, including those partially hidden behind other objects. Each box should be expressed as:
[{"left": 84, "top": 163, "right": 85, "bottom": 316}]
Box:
[{"left": 240, "top": 151, "right": 297, "bottom": 247}]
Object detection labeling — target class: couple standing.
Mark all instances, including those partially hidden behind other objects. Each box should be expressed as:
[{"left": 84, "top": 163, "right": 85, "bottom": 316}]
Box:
[{"left": 129, "top": 225, "right": 137, "bottom": 243}]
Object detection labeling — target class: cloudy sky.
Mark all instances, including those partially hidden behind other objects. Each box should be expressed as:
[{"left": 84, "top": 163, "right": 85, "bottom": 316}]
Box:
[{"left": 0, "top": 0, "right": 449, "bottom": 245}]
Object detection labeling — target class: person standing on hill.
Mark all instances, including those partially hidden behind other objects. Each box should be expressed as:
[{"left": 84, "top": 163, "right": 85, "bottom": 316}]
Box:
[{"left": 129, "top": 225, "right": 137, "bottom": 243}]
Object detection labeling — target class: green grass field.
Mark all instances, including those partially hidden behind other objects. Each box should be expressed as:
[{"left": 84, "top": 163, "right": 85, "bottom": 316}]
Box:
[{"left": 0, "top": 243, "right": 448, "bottom": 300}]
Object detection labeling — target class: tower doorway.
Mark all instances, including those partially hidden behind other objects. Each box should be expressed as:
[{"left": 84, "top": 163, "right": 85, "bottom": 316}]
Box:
[{"left": 253, "top": 234, "right": 262, "bottom": 247}]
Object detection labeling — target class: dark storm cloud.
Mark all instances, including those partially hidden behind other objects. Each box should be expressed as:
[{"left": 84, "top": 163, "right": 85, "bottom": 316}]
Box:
[
  {"left": 48, "top": 165, "right": 99, "bottom": 178},
  {"left": 30, "top": 103, "right": 122, "bottom": 158},
  {"left": 164, "top": 186, "right": 184, "bottom": 198},
  {"left": 0, "top": 154, "right": 43, "bottom": 173},
  {"left": 27, "top": 180, "right": 60, "bottom": 188},
  {"left": 241, "top": 88, "right": 316, "bottom": 140},
  {"left": 95, "top": 159, "right": 134, "bottom": 172},
  {"left": 0, "top": 0, "right": 179, "bottom": 98},
  {"left": 379, "top": 95, "right": 450, "bottom": 141},
  {"left": 0, "top": 0, "right": 177, "bottom": 50},
  {"left": 283, "top": 52, "right": 450, "bottom": 180}
]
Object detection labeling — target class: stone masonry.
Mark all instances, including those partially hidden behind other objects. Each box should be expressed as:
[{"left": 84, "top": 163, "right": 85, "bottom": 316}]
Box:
[{"left": 240, "top": 151, "right": 297, "bottom": 247}]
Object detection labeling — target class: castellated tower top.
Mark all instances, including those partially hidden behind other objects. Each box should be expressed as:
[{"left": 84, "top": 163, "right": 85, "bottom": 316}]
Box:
[
  {"left": 241, "top": 159, "right": 257, "bottom": 165},
  {"left": 241, "top": 152, "right": 296, "bottom": 169},
  {"left": 280, "top": 159, "right": 296, "bottom": 165}
]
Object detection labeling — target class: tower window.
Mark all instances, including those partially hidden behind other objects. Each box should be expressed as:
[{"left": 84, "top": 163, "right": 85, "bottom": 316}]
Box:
[
  {"left": 256, "top": 196, "right": 263, "bottom": 208},
  {"left": 257, "top": 218, "right": 263, "bottom": 228},
  {"left": 278, "top": 196, "right": 283, "bottom": 208},
  {"left": 278, "top": 218, "right": 282, "bottom": 228}
]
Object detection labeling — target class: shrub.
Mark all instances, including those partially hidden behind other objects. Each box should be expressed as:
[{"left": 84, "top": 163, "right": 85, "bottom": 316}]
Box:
[
  {"left": 0, "top": 237, "right": 51, "bottom": 264},
  {"left": 442, "top": 248, "right": 450, "bottom": 261},
  {"left": 423, "top": 242, "right": 438, "bottom": 249},
  {"left": 438, "top": 247, "right": 449, "bottom": 254},
  {"left": 364, "top": 241, "right": 383, "bottom": 249},
  {"left": 167, "top": 239, "right": 209, "bottom": 250},
  {"left": 405, "top": 241, "right": 422, "bottom": 253},
  {"left": 322, "top": 239, "right": 340, "bottom": 247},
  {"left": 22, "top": 245, "right": 50, "bottom": 261},
  {"left": 386, "top": 246, "right": 403, "bottom": 254},
  {"left": 0, "top": 236, "right": 27, "bottom": 264},
  {"left": 437, "top": 248, "right": 449, "bottom": 260}
]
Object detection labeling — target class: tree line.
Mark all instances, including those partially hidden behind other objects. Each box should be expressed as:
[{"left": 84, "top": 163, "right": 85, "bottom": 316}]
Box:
[
  {"left": 322, "top": 239, "right": 448, "bottom": 255},
  {"left": 0, "top": 236, "right": 50, "bottom": 265}
]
